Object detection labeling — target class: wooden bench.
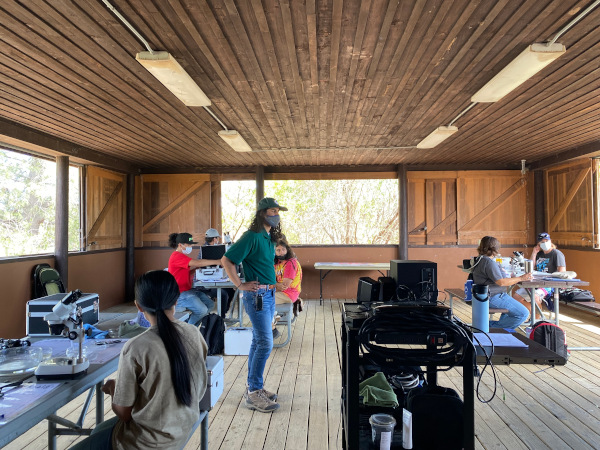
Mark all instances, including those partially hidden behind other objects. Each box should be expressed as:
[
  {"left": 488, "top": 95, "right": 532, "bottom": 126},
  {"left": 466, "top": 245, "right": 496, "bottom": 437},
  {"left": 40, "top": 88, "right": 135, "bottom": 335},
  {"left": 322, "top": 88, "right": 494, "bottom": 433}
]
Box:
[
  {"left": 445, "top": 288, "right": 509, "bottom": 315},
  {"left": 561, "top": 301, "right": 600, "bottom": 316}
]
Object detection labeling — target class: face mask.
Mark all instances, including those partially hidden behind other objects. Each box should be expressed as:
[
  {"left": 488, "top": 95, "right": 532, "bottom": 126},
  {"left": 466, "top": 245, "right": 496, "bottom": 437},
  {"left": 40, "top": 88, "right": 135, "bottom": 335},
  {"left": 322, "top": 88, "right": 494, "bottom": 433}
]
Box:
[
  {"left": 182, "top": 246, "right": 193, "bottom": 255},
  {"left": 265, "top": 214, "right": 280, "bottom": 227},
  {"left": 276, "top": 254, "right": 286, "bottom": 260},
  {"left": 540, "top": 241, "right": 552, "bottom": 252}
]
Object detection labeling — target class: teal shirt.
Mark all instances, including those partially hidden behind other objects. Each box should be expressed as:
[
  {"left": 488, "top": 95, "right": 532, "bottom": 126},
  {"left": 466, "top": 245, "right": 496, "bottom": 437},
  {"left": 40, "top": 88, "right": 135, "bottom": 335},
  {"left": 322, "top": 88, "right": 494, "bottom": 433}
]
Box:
[{"left": 224, "top": 229, "right": 276, "bottom": 285}]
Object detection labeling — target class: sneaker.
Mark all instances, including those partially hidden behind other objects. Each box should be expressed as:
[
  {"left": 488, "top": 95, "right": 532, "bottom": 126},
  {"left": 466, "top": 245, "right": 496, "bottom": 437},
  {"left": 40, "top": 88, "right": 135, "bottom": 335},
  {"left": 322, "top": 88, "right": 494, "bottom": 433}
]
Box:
[
  {"left": 272, "top": 328, "right": 281, "bottom": 339},
  {"left": 244, "top": 385, "right": 278, "bottom": 402},
  {"left": 245, "top": 389, "right": 280, "bottom": 413}
]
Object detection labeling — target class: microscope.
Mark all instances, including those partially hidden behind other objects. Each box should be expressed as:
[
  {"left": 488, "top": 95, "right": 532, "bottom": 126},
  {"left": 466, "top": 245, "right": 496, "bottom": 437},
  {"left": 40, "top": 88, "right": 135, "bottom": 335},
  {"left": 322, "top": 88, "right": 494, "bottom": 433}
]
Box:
[
  {"left": 35, "top": 290, "right": 91, "bottom": 379},
  {"left": 511, "top": 251, "right": 526, "bottom": 275}
]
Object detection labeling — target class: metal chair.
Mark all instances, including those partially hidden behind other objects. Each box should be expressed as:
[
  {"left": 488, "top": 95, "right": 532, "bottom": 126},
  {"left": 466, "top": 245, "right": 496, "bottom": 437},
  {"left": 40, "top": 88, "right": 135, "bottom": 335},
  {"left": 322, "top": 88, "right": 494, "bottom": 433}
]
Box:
[{"left": 273, "top": 302, "right": 293, "bottom": 348}]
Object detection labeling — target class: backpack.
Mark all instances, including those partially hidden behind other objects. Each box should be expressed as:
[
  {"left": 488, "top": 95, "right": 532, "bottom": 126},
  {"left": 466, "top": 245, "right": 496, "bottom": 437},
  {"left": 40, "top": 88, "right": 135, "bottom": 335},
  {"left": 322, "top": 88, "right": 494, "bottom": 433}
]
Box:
[
  {"left": 199, "top": 313, "right": 225, "bottom": 355},
  {"left": 529, "top": 321, "right": 569, "bottom": 360},
  {"left": 559, "top": 288, "right": 594, "bottom": 303},
  {"left": 32, "top": 264, "right": 66, "bottom": 298},
  {"left": 405, "top": 385, "right": 464, "bottom": 449}
]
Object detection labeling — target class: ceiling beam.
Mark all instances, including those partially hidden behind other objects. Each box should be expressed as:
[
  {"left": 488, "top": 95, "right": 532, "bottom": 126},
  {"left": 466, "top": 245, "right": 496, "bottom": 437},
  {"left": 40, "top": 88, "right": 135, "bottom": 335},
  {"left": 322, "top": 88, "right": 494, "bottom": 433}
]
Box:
[
  {"left": 529, "top": 140, "right": 600, "bottom": 171},
  {"left": 0, "top": 118, "right": 137, "bottom": 173}
]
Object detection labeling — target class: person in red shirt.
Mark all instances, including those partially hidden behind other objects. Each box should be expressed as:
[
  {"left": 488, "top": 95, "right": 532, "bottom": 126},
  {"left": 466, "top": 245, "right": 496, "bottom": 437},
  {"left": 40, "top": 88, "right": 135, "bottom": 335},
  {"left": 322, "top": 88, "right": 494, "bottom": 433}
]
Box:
[{"left": 168, "top": 232, "right": 221, "bottom": 326}]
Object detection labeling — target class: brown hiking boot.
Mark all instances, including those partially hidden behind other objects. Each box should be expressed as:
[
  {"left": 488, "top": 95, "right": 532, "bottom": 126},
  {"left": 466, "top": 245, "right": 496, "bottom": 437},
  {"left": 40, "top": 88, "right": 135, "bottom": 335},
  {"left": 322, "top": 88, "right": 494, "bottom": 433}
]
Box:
[
  {"left": 244, "top": 385, "right": 278, "bottom": 402},
  {"left": 245, "top": 389, "right": 280, "bottom": 413}
]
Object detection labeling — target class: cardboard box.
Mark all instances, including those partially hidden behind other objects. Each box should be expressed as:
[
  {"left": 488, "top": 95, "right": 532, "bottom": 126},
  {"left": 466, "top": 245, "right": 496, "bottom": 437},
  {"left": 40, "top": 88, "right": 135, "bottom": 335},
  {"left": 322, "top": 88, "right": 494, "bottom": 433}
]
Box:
[
  {"left": 26, "top": 293, "right": 99, "bottom": 336},
  {"left": 199, "top": 355, "right": 224, "bottom": 411},
  {"left": 224, "top": 327, "right": 253, "bottom": 355}
]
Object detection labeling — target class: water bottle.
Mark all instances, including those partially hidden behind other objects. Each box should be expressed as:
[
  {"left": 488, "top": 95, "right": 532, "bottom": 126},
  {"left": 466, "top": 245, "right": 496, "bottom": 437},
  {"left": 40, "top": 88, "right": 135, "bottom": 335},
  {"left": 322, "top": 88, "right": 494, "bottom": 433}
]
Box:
[
  {"left": 464, "top": 280, "right": 473, "bottom": 300},
  {"left": 472, "top": 284, "right": 489, "bottom": 333}
]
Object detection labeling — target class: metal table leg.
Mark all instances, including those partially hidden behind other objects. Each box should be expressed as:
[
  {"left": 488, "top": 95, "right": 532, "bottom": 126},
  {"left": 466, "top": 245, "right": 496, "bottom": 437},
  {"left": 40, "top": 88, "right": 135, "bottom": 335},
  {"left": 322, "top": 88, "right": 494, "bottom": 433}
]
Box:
[
  {"left": 201, "top": 412, "right": 209, "bottom": 450},
  {"left": 216, "top": 287, "right": 222, "bottom": 317},
  {"left": 319, "top": 270, "right": 332, "bottom": 305},
  {"left": 238, "top": 290, "right": 243, "bottom": 326},
  {"left": 553, "top": 289, "right": 560, "bottom": 326},
  {"left": 48, "top": 417, "right": 57, "bottom": 450}
]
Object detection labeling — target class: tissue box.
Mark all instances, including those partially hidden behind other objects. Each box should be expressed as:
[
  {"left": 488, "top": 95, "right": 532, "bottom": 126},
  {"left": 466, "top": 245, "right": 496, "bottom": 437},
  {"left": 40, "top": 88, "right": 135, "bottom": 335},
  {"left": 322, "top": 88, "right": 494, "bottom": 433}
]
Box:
[{"left": 224, "top": 327, "right": 253, "bottom": 355}]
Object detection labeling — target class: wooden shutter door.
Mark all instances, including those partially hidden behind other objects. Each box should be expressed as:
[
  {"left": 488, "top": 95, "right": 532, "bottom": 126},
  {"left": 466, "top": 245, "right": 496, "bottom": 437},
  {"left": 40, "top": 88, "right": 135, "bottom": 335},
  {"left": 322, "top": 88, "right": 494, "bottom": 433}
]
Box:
[
  {"left": 86, "top": 166, "right": 126, "bottom": 250},
  {"left": 546, "top": 160, "right": 595, "bottom": 248},
  {"left": 457, "top": 171, "right": 528, "bottom": 246},
  {"left": 140, "top": 174, "right": 211, "bottom": 246}
]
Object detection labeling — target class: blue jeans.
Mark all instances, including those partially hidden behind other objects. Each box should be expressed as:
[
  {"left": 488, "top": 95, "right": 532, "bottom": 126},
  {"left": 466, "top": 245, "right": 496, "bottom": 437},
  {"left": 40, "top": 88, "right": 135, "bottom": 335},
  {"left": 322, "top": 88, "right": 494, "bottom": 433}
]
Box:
[
  {"left": 176, "top": 288, "right": 215, "bottom": 326},
  {"left": 243, "top": 288, "right": 275, "bottom": 391},
  {"left": 69, "top": 416, "right": 116, "bottom": 450},
  {"left": 489, "top": 292, "right": 529, "bottom": 330}
]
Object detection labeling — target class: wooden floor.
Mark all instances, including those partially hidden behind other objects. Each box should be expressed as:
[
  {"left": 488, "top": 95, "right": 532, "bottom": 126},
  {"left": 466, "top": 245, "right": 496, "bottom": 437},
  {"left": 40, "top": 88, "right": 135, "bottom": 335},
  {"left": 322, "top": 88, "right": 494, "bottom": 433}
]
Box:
[{"left": 6, "top": 298, "right": 600, "bottom": 450}]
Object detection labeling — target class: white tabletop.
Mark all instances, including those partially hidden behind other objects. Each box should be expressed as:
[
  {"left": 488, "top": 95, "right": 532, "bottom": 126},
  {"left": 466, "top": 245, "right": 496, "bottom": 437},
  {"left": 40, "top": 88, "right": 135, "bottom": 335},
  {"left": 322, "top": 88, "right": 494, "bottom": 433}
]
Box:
[{"left": 314, "top": 262, "right": 390, "bottom": 271}]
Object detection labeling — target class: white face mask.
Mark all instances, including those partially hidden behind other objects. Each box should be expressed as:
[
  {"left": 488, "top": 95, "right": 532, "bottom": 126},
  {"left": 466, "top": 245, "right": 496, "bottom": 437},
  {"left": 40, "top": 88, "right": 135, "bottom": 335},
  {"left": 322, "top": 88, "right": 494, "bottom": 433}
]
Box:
[
  {"left": 182, "top": 245, "right": 193, "bottom": 255},
  {"left": 540, "top": 241, "right": 552, "bottom": 252}
]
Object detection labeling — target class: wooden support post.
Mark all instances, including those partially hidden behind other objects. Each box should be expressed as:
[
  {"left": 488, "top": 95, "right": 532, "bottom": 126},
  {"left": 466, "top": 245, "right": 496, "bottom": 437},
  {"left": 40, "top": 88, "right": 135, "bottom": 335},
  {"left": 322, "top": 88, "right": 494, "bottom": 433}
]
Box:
[
  {"left": 211, "top": 174, "right": 222, "bottom": 232},
  {"left": 55, "top": 156, "right": 69, "bottom": 288},
  {"left": 534, "top": 170, "right": 545, "bottom": 238},
  {"left": 256, "top": 166, "right": 264, "bottom": 206},
  {"left": 398, "top": 164, "right": 408, "bottom": 260},
  {"left": 125, "top": 173, "right": 135, "bottom": 302}
]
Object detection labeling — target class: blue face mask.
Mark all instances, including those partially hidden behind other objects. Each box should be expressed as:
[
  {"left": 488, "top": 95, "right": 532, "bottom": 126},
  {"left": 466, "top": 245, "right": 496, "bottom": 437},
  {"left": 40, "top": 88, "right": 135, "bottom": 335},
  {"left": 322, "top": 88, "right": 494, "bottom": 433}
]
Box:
[{"left": 265, "top": 214, "right": 280, "bottom": 227}]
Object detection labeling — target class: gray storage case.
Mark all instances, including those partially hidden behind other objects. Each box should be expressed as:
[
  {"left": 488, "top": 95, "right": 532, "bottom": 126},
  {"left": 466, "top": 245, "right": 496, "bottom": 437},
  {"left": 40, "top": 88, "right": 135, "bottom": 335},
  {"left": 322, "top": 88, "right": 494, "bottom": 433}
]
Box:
[
  {"left": 26, "top": 293, "right": 100, "bottom": 336},
  {"left": 199, "top": 355, "right": 224, "bottom": 411}
]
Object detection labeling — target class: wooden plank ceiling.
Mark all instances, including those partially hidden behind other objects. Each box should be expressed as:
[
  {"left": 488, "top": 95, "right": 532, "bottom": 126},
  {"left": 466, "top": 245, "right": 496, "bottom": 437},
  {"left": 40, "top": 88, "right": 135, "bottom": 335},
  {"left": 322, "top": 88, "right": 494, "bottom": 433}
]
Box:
[{"left": 0, "top": 0, "right": 598, "bottom": 171}]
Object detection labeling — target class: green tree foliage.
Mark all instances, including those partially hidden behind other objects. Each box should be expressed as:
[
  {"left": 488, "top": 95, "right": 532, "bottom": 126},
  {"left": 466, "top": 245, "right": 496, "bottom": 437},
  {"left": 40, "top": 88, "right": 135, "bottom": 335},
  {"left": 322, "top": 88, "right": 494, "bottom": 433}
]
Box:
[
  {"left": 221, "top": 178, "right": 399, "bottom": 245},
  {"left": 266, "top": 179, "right": 399, "bottom": 244},
  {"left": 222, "top": 180, "right": 256, "bottom": 242},
  {"left": 0, "top": 149, "right": 81, "bottom": 257}
]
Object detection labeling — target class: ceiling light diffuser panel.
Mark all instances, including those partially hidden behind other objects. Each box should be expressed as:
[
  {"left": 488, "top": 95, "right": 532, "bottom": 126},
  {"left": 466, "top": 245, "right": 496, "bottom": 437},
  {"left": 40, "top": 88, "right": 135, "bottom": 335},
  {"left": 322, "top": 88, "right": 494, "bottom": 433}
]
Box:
[{"left": 136, "top": 51, "right": 211, "bottom": 107}]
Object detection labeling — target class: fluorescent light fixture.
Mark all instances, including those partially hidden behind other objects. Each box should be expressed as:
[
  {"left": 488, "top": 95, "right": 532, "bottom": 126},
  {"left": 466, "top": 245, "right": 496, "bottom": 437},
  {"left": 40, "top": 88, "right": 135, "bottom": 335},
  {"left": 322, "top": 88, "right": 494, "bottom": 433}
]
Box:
[
  {"left": 136, "top": 51, "right": 211, "bottom": 107},
  {"left": 417, "top": 126, "right": 458, "bottom": 149},
  {"left": 471, "top": 43, "right": 566, "bottom": 103},
  {"left": 218, "top": 130, "right": 252, "bottom": 152}
]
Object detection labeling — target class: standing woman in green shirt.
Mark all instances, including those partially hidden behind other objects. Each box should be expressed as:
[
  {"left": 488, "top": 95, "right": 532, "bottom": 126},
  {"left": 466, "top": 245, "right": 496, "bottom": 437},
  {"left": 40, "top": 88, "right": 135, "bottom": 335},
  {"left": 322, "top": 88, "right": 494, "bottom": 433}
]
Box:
[{"left": 221, "top": 197, "right": 286, "bottom": 413}]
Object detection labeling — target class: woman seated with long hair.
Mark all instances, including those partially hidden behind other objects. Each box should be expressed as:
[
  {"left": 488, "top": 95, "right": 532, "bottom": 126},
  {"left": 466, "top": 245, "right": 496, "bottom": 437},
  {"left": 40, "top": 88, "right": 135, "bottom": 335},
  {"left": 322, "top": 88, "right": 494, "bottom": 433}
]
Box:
[
  {"left": 274, "top": 239, "right": 303, "bottom": 313},
  {"left": 71, "top": 270, "right": 208, "bottom": 450},
  {"left": 471, "top": 236, "right": 532, "bottom": 330}
]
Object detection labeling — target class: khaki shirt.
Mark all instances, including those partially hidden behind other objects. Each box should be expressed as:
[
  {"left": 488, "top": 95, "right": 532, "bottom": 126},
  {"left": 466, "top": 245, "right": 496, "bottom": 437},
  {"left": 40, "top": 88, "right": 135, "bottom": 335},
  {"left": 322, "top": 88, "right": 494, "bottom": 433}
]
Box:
[{"left": 112, "top": 321, "right": 208, "bottom": 449}]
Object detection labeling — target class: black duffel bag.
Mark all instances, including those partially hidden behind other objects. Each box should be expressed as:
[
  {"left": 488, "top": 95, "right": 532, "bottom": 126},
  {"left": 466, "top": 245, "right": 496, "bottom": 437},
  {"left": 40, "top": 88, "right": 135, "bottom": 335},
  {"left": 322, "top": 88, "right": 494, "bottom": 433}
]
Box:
[{"left": 559, "top": 288, "right": 595, "bottom": 303}]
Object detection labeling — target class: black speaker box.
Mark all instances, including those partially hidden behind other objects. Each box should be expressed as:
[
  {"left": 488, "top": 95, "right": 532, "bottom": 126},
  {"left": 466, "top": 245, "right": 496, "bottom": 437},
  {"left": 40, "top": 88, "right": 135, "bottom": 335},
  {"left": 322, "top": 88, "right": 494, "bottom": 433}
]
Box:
[
  {"left": 378, "top": 276, "right": 396, "bottom": 302},
  {"left": 389, "top": 260, "right": 437, "bottom": 303},
  {"left": 356, "top": 277, "right": 380, "bottom": 303}
]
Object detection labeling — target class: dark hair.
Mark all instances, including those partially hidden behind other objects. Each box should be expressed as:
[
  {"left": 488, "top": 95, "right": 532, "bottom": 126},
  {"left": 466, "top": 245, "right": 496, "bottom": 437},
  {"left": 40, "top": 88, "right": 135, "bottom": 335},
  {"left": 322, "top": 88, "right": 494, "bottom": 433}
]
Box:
[
  {"left": 205, "top": 237, "right": 214, "bottom": 245},
  {"left": 135, "top": 270, "right": 193, "bottom": 406},
  {"left": 477, "top": 236, "right": 501, "bottom": 257},
  {"left": 249, "top": 209, "right": 284, "bottom": 242},
  {"left": 274, "top": 238, "right": 295, "bottom": 262},
  {"left": 168, "top": 233, "right": 179, "bottom": 249}
]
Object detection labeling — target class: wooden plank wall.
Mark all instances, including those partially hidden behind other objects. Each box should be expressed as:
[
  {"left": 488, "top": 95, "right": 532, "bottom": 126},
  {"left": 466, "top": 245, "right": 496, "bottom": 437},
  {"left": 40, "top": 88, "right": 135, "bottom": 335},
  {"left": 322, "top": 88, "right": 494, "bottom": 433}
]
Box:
[
  {"left": 408, "top": 170, "right": 529, "bottom": 246},
  {"left": 139, "top": 174, "right": 212, "bottom": 247},
  {"left": 545, "top": 159, "right": 596, "bottom": 248},
  {"left": 85, "top": 166, "right": 126, "bottom": 250}
]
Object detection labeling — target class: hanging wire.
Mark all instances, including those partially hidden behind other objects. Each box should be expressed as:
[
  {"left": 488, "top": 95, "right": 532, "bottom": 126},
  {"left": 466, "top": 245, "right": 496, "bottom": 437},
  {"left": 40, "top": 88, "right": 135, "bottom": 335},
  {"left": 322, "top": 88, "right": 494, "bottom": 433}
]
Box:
[
  {"left": 448, "top": 102, "right": 477, "bottom": 127},
  {"left": 101, "top": 0, "right": 233, "bottom": 134},
  {"left": 203, "top": 106, "right": 228, "bottom": 131},
  {"left": 548, "top": 0, "right": 600, "bottom": 46},
  {"left": 101, "top": 0, "right": 154, "bottom": 54}
]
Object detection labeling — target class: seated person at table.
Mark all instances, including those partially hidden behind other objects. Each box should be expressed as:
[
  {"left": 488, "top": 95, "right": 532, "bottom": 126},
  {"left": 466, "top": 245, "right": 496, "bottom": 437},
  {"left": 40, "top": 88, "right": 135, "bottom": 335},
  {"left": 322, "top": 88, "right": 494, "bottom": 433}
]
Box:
[
  {"left": 168, "top": 232, "right": 221, "bottom": 326},
  {"left": 472, "top": 236, "right": 532, "bottom": 330},
  {"left": 198, "top": 228, "right": 234, "bottom": 317},
  {"left": 71, "top": 270, "right": 208, "bottom": 450},
  {"left": 274, "top": 239, "right": 303, "bottom": 309},
  {"left": 530, "top": 232, "right": 566, "bottom": 274},
  {"left": 514, "top": 232, "right": 567, "bottom": 312},
  {"left": 272, "top": 239, "right": 303, "bottom": 338}
]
